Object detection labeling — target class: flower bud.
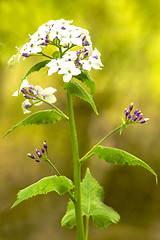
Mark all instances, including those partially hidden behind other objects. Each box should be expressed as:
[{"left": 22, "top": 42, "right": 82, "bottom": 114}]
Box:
[
  {"left": 43, "top": 141, "right": 48, "bottom": 149},
  {"left": 36, "top": 149, "right": 43, "bottom": 158},
  {"left": 129, "top": 102, "right": 133, "bottom": 112}
]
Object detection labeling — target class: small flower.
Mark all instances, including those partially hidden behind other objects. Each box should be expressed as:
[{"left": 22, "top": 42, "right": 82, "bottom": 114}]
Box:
[
  {"left": 33, "top": 86, "right": 57, "bottom": 106},
  {"left": 58, "top": 61, "right": 81, "bottom": 82},
  {"left": 12, "top": 78, "right": 30, "bottom": 96},
  {"left": 22, "top": 99, "right": 32, "bottom": 114},
  {"left": 19, "top": 82, "right": 57, "bottom": 114}
]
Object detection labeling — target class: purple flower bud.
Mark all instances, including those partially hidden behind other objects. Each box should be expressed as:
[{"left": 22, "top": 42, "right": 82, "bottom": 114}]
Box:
[
  {"left": 21, "top": 88, "right": 28, "bottom": 94},
  {"left": 82, "top": 48, "right": 87, "bottom": 53},
  {"left": 61, "top": 26, "right": 66, "bottom": 30},
  {"left": 138, "top": 114, "right": 143, "bottom": 120},
  {"left": 129, "top": 102, "right": 133, "bottom": 112},
  {"left": 133, "top": 116, "right": 137, "bottom": 122},
  {"left": 76, "top": 60, "right": 81, "bottom": 66},
  {"left": 64, "top": 44, "right": 69, "bottom": 48},
  {"left": 76, "top": 50, "right": 81, "bottom": 56},
  {"left": 82, "top": 36, "right": 86, "bottom": 41},
  {"left": 29, "top": 84, "right": 34, "bottom": 90},
  {"left": 128, "top": 114, "right": 133, "bottom": 120},
  {"left": 25, "top": 103, "right": 32, "bottom": 109},
  {"left": 24, "top": 94, "right": 31, "bottom": 99},
  {"left": 29, "top": 89, "right": 34, "bottom": 94},
  {"left": 42, "top": 148, "right": 45, "bottom": 154},
  {"left": 35, "top": 159, "right": 40, "bottom": 162},
  {"left": 82, "top": 41, "right": 89, "bottom": 46},
  {"left": 36, "top": 149, "right": 43, "bottom": 158},
  {"left": 22, "top": 53, "right": 30, "bottom": 58},
  {"left": 84, "top": 52, "right": 89, "bottom": 58},
  {"left": 43, "top": 141, "right": 48, "bottom": 150},
  {"left": 93, "top": 56, "right": 98, "bottom": 59},
  {"left": 139, "top": 118, "right": 149, "bottom": 124},
  {"left": 124, "top": 108, "right": 129, "bottom": 117},
  {"left": 28, "top": 153, "right": 36, "bottom": 159},
  {"left": 134, "top": 109, "right": 139, "bottom": 115}
]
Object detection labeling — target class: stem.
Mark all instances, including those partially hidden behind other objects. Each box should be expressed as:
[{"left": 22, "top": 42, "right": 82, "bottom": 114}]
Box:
[
  {"left": 47, "top": 159, "right": 61, "bottom": 176},
  {"left": 85, "top": 215, "right": 90, "bottom": 240},
  {"left": 67, "top": 92, "right": 84, "bottom": 240},
  {"left": 40, "top": 52, "right": 53, "bottom": 59},
  {"left": 80, "top": 125, "right": 122, "bottom": 164},
  {"left": 37, "top": 97, "right": 69, "bottom": 120}
]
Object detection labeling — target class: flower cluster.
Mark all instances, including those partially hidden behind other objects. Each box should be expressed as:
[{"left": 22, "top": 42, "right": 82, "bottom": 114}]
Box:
[
  {"left": 18, "top": 19, "right": 103, "bottom": 82},
  {"left": 28, "top": 141, "right": 48, "bottom": 162},
  {"left": 124, "top": 102, "right": 149, "bottom": 124},
  {"left": 13, "top": 79, "right": 56, "bottom": 114}
]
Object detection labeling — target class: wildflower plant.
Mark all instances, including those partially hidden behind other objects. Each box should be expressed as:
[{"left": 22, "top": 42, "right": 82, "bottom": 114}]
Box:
[{"left": 4, "top": 19, "right": 157, "bottom": 240}]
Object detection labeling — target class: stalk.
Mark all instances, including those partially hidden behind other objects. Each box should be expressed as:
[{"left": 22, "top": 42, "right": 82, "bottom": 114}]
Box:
[
  {"left": 67, "top": 92, "right": 84, "bottom": 240},
  {"left": 80, "top": 125, "right": 122, "bottom": 164}
]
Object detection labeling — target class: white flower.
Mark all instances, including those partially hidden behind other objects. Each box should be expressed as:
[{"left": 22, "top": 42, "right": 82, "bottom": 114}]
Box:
[
  {"left": 60, "top": 28, "right": 82, "bottom": 46},
  {"left": 12, "top": 78, "right": 30, "bottom": 96},
  {"left": 33, "top": 86, "right": 57, "bottom": 106},
  {"left": 46, "top": 58, "right": 66, "bottom": 76},
  {"left": 58, "top": 61, "right": 81, "bottom": 82},
  {"left": 81, "top": 48, "right": 103, "bottom": 71},
  {"left": 22, "top": 99, "right": 32, "bottom": 114},
  {"left": 62, "top": 51, "right": 77, "bottom": 61}
]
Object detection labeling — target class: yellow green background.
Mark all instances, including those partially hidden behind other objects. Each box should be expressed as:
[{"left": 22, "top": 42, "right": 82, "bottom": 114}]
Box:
[{"left": 0, "top": 0, "right": 160, "bottom": 239}]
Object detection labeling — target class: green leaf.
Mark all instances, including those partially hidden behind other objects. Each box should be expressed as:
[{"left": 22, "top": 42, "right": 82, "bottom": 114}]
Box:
[
  {"left": 65, "top": 81, "right": 98, "bottom": 115},
  {"left": 2, "top": 110, "right": 62, "bottom": 139},
  {"left": 17, "top": 60, "right": 50, "bottom": 94},
  {"left": 94, "top": 146, "right": 158, "bottom": 183},
  {"left": 74, "top": 70, "right": 95, "bottom": 95},
  {"left": 24, "top": 60, "right": 50, "bottom": 79},
  {"left": 12, "top": 176, "right": 74, "bottom": 208},
  {"left": 61, "top": 168, "right": 120, "bottom": 229}
]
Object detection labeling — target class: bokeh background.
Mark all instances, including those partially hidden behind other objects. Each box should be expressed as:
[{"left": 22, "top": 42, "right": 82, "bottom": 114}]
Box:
[{"left": 0, "top": 0, "right": 160, "bottom": 239}]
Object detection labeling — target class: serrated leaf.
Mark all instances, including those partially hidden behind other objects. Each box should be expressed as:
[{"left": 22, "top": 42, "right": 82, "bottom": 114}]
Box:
[
  {"left": 24, "top": 60, "right": 50, "bottom": 79},
  {"left": 94, "top": 146, "right": 157, "bottom": 183},
  {"left": 2, "top": 110, "right": 62, "bottom": 139},
  {"left": 12, "top": 176, "right": 74, "bottom": 208},
  {"left": 17, "top": 60, "right": 50, "bottom": 94},
  {"left": 65, "top": 81, "right": 98, "bottom": 115},
  {"left": 61, "top": 168, "right": 120, "bottom": 229},
  {"left": 74, "top": 70, "right": 95, "bottom": 95}
]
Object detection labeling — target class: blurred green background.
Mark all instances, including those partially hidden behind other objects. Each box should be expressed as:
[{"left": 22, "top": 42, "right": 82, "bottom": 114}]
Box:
[{"left": 0, "top": 0, "right": 160, "bottom": 239}]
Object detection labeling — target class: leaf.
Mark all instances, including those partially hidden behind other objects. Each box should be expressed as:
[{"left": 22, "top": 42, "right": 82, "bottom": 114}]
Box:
[
  {"left": 12, "top": 176, "right": 74, "bottom": 208},
  {"left": 65, "top": 81, "right": 98, "bottom": 115},
  {"left": 74, "top": 70, "right": 95, "bottom": 95},
  {"left": 2, "top": 110, "right": 62, "bottom": 139},
  {"left": 24, "top": 60, "right": 50, "bottom": 79},
  {"left": 61, "top": 168, "right": 120, "bottom": 229},
  {"left": 94, "top": 146, "right": 158, "bottom": 183},
  {"left": 17, "top": 60, "right": 50, "bottom": 94}
]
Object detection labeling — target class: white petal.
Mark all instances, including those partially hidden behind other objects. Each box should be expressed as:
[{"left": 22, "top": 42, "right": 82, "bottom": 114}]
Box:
[
  {"left": 44, "top": 87, "right": 57, "bottom": 95},
  {"left": 45, "top": 94, "right": 57, "bottom": 104},
  {"left": 34, "top": 85, "right": 43, "bottom": 95},
  {"left": 71, "top": 68, "right": 81, "bottom": 76},
  {"left": 63, "top": 73, "right": 72, "bottom": 82}
]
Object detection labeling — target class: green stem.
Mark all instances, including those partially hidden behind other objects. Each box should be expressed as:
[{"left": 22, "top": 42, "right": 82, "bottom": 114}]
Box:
[
  {"left": 40, "top": 52, "right": 53, "bottom": 59},
  {"left": 80, "top": 125, "right": 122, "bottom": 164},
  {"left": 85, "top": 215, "right": 90, "bottom": 240},
  {"left": 36, "top": 97, "right": 69, "bottom": 120},
  {"left": 67, "top": 92, "right": 84, "bottom": 240}
]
